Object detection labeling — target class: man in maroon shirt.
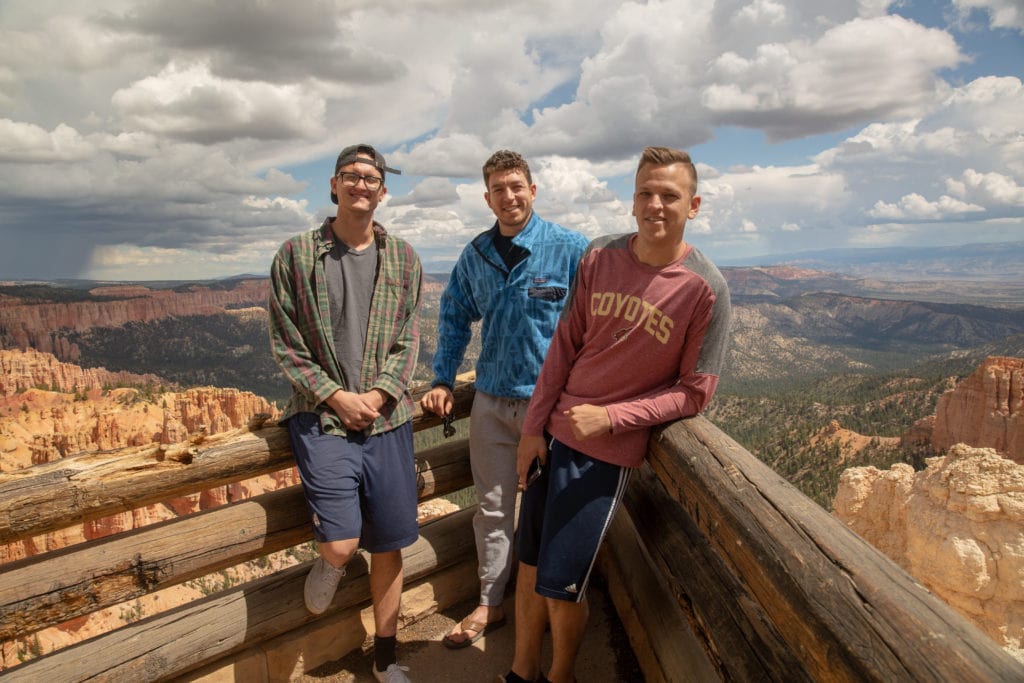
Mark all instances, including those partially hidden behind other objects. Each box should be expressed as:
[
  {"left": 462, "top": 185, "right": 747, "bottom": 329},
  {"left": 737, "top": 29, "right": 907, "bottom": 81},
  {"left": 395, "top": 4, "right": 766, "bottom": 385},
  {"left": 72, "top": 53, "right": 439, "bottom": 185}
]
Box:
[{"left": 498, "top": 146, "right": 732, "bottom": 683}]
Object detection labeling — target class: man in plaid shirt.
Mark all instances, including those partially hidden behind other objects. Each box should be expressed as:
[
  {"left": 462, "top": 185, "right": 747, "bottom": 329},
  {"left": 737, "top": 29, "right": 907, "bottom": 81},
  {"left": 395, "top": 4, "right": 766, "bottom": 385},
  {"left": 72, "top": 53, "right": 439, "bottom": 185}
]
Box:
[{"left": 269, "top": 144, "right": 422, "bottom": 683}]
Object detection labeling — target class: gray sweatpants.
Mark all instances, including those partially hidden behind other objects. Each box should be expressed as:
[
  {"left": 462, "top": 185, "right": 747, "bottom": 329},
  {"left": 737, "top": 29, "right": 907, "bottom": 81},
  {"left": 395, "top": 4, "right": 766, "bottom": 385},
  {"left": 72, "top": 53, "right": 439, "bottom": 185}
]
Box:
[{"left": 469, "top": 390, "right": 529, "bottom": 605}]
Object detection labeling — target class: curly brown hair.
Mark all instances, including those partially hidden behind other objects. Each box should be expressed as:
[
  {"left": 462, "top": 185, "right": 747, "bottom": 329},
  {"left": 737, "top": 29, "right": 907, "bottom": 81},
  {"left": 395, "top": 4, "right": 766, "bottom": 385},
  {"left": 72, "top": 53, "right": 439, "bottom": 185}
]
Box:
[{"left": 482, "top": 149, "right": 533, "bottom": 188}]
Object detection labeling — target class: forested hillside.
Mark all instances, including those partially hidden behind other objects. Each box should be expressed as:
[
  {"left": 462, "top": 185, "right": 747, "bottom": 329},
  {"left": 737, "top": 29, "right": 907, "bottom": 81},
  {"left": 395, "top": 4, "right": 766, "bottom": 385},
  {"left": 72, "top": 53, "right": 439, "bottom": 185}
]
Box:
[{"left": 708, "top": 370, "right": 954, "bottom": 507}]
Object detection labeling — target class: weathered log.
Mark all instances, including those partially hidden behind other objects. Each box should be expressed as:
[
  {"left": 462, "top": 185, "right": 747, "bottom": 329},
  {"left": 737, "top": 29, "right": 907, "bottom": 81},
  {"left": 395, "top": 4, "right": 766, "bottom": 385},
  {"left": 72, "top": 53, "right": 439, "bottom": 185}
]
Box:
[
  {"left": 1, "top": 485, "right": 306, "bottom": 642},
  {"left": 600, "top": 494, "right": 718, "bottom": 683},
  {"left": 618, "top": 463, "right": 810, "bottom": 681},
  {"left": 645, "top": 416, "right": 1023, "bottom": 682},
  {"left": 1, "top": 508, "right": 477, "bottom": 682},
  {"left": 0, "top": 439, "right": 472, "bottom": 640},
  {"left": 0, "top": 428, "right": 292, "bottom": 546},
  {"left": 0, "top": 379, "right": 475, "bottom": 545}
]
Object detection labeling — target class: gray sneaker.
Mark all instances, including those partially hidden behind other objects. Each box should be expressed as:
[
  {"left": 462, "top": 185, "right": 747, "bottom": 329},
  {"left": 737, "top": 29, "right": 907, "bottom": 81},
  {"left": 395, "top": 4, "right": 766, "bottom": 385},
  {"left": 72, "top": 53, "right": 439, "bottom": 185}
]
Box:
[
  {"left": 373, "top": 663, "right": 411, "bottom": 683},
  {"left": 303, "top": 557, "right": 345, "bottom": 614}
]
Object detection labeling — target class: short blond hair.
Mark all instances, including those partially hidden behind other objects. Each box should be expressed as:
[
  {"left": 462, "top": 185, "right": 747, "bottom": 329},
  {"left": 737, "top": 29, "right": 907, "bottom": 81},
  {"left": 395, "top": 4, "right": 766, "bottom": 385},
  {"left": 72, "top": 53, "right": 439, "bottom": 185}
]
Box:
[{"left": 636, "top": 146, "right": 697, "bottom": 194}]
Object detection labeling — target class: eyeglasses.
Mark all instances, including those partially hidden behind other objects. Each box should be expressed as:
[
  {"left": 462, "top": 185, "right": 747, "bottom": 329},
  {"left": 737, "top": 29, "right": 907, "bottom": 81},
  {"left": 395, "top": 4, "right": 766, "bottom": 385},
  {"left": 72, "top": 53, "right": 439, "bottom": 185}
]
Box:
[{"left": 336, "top": 172, "right": 383, "bottom": 190}]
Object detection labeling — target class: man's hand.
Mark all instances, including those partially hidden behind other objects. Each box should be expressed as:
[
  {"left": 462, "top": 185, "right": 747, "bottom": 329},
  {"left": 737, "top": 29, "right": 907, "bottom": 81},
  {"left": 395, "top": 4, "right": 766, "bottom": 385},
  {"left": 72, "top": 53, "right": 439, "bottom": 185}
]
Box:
[
  {"left": 421, "top": 385, "right": 454, "bottom": 417},
  {"left": 326, "top": 390, "right": 380, "bottom": 431},
  {"left": 517, "top": 435, "right": 548, "bottom": 490},
  {"left": 360, "top": 388, "right": 389, "bottom": 412},
  {"left": 564, "top": 404, "right": 612, "bottom": 440}
]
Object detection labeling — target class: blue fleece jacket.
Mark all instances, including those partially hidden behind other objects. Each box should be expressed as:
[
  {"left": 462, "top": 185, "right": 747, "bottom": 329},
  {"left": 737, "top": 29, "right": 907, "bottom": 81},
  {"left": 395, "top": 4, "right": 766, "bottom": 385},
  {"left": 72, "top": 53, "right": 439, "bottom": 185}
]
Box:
[{"left": 432, "top": 212, "right": 589, "bottom": 398}]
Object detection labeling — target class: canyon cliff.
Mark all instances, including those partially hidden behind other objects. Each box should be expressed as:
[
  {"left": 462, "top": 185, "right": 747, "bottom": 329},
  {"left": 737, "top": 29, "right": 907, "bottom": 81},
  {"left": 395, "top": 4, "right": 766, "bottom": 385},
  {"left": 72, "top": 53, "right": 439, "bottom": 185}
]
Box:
[
  {"left": 0, "top": 349, "right": 277, "bottom": 472},
  {"left": 904, "top": 356, "right": 1024, "bottom": 464},
  {"left": 0, "top": 280, "right": 269, "bottom": 360}
]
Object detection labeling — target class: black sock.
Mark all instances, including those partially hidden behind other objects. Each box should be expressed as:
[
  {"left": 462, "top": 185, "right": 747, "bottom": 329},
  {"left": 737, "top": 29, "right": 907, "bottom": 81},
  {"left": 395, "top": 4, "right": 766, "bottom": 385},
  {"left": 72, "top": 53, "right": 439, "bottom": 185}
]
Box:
[
  {"left": 374, "top": 634, "right": 397, "bottom": 672},
  {"left": 502, "top": 672, "right": 533, "bottom": 683}
]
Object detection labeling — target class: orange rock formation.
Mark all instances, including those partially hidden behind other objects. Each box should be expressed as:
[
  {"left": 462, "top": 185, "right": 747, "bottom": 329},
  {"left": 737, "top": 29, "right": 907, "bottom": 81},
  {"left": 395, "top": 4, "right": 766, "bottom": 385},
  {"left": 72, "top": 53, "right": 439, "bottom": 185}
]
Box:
[
  {"left": 905, "top": 356, "right": 1024, "bottom": 464},
  {"left": 0, "top": 347, "right": 166, "bottom": 397},
  {"left": 811, "top": 419, "right": 899, "bottom": 464},
  {"left": 834, "top": 445, "right": 1024, "bottom": 662},
  {"left": 0, "top": 349, "right": 286, "bottom": 563},
  {"left": 933, "top": 356, "right": 1024, "bottom": 462}
]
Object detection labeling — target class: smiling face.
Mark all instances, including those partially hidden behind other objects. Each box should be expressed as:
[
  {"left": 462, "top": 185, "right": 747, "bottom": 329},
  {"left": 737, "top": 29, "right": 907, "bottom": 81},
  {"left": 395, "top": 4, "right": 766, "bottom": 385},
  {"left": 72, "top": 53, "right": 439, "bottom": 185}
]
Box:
[
  {"left": 632, "top": 162, "right": 701, "bottom": 258},
  {"left": 330, "top": 154, "right": 386, "bottom": 217},
  {"left": 485, "top": 168, "right": 537, "bottom": 235}
]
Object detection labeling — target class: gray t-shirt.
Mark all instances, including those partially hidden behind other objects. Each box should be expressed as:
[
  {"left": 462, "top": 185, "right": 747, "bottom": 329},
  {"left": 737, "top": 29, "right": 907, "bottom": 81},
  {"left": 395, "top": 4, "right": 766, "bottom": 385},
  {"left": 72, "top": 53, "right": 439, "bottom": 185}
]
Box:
[{"left": 325, "top": 239, "right": 378, "bottom": 392}]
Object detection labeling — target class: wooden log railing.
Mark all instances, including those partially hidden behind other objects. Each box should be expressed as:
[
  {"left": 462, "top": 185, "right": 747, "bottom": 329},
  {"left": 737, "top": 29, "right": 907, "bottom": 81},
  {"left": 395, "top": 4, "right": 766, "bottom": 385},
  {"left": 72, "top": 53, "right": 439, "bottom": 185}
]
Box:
[
  {"left": 2, "top": 383, "right": 1022, "bottom": 681},
  {"left": 0, "top": 382, "right": 478, "bottom": 681},
  {"left": 599, "top": 417, "right": 1024, "bottom": 682}
]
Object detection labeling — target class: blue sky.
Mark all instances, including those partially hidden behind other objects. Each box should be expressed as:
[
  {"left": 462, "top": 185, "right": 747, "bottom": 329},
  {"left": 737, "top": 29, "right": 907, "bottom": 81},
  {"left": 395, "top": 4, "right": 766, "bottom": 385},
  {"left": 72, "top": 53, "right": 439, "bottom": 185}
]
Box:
[{"left": 0, "top": 0, "right": 1021, "bottom": 280}]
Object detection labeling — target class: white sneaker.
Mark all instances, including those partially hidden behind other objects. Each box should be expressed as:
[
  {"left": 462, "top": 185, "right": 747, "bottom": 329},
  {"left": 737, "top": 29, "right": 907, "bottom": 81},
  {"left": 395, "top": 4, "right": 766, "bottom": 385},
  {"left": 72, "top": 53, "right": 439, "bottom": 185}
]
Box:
[
  {"left": 373, "top": 663, "right": 412, "bottom": 683},
  {"left": 303, "top": 557, "right": 345, "bottom": 614}
]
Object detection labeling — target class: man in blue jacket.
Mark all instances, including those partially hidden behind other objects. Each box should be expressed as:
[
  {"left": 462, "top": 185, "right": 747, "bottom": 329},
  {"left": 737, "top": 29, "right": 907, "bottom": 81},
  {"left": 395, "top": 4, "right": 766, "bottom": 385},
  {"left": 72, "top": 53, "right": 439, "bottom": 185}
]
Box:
[{"left": 422, "top": 150, "right": 588, "bottom": 649}]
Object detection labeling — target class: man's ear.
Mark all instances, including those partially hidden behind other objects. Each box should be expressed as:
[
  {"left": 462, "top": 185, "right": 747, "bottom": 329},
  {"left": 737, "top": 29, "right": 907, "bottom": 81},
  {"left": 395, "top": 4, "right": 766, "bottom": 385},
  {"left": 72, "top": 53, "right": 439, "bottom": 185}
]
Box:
[{"left": 688, "top": 195, "right": 701, "bottom": 218}]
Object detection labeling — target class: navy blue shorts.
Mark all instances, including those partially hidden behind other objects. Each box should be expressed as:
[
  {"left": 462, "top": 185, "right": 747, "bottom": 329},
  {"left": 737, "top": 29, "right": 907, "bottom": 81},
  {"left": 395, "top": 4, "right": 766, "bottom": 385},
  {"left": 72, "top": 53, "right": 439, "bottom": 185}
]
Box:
[
  {"left": 287, "top": 412, "right": 419, "bottom": 553},
  {"left": 516, "top": 437, "right": 631, "bottom": 603}
]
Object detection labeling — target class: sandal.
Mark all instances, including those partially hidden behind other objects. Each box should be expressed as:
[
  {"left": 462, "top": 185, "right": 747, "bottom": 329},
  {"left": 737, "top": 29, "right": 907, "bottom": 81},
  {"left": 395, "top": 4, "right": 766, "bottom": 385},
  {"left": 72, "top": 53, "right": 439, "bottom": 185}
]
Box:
[{"left": 442, "top": 614, "right": 508, "bottom": 649}]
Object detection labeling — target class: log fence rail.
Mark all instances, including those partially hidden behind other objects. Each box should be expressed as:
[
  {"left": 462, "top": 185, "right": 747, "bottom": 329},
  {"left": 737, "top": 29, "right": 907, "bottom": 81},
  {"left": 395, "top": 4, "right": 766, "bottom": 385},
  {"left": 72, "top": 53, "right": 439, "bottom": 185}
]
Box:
[{"left": 1, "top": 380, "right": 1020, "bottom": 681}]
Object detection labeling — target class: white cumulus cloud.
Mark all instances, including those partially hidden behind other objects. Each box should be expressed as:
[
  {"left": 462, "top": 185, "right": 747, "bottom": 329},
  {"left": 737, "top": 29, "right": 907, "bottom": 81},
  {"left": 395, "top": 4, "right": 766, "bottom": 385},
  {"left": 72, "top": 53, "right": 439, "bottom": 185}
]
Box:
[
  {"left": 868, "top": 193, "right": 985, "bottom": 219},
  {"left": 953, "top": 0, "right": 1024, "bottom": 32},
  {"left": 0, "top": 0, "right": 1019, "bottom": 278},
  {"left": 112, "top": 61, "right": 326, "bottom": 143}
]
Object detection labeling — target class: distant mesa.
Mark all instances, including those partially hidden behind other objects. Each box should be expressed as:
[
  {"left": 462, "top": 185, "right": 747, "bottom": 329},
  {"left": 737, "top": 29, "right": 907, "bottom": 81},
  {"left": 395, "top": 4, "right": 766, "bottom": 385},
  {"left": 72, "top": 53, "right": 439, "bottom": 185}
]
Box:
[
  {"left": 0, "top": 279, "right": 270, "bottom": 359},
  {"left": 719, "top": 241, "right": 1024, "bottom": 283}
]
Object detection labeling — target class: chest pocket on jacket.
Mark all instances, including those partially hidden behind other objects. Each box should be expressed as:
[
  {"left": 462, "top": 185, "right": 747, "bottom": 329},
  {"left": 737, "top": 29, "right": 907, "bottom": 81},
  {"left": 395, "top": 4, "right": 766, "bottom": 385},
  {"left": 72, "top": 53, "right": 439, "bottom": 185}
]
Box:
[{"left": 527, "top": 286, "right": 567, "bottom": 302}]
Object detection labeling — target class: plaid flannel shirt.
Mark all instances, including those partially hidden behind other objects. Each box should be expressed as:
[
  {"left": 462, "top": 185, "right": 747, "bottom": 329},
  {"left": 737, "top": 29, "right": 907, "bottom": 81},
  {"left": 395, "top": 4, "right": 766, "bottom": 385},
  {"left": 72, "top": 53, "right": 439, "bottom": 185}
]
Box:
[{"left": 269, "top": 218, "right": 422, "bottom": 436}]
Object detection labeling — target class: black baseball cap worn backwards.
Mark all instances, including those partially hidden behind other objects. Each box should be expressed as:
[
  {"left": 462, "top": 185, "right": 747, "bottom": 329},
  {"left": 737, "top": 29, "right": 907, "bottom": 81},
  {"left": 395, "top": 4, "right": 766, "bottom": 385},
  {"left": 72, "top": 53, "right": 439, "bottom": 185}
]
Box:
[{"left": 330, "top": 143, "right": 402, "bottom": 204}]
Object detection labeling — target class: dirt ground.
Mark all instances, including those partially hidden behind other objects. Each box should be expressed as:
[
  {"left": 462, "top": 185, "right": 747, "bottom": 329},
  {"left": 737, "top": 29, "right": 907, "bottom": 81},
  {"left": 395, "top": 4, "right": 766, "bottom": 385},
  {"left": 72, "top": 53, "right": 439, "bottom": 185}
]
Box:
[{"left": 298, "top": 576, "right": 644, "bottom": 683}]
